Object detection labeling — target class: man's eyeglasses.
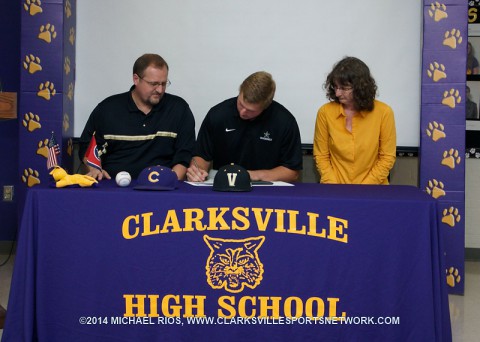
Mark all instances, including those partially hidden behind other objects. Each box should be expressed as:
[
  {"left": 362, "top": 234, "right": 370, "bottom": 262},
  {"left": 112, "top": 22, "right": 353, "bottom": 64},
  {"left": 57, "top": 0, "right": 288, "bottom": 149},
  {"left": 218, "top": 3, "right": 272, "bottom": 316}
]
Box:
[
  {"left": 139, "top": 76, "right": 171, "bottom": 88},
  {"left": 332, "top": 85, "right": 353, "bottom": 92}
]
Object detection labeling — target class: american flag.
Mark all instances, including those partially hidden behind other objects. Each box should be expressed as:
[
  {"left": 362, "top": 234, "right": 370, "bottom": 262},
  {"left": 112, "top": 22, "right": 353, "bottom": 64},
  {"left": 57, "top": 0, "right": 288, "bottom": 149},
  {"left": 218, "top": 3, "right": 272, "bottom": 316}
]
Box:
[{"left": 47, "top": 132, "right": 60, "bottom": 170}]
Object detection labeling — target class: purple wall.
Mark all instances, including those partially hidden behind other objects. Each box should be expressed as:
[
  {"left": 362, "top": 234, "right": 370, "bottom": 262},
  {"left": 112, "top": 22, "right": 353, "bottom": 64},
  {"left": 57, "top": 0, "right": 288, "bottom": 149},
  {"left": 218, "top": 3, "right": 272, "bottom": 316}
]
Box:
[
  {"left": 0, "top": 0, "right": 76, "bottom": 241},
  {"left": 0, "top": 0, "right": 21, "bottom": 240}
]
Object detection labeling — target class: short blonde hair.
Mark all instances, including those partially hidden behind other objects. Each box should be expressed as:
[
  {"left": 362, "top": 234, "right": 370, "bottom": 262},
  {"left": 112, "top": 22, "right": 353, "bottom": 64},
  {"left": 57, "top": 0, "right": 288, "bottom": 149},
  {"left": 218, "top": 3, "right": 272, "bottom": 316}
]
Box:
[{"left": 239, "top": 71, "right": 276, "bottom": 109}]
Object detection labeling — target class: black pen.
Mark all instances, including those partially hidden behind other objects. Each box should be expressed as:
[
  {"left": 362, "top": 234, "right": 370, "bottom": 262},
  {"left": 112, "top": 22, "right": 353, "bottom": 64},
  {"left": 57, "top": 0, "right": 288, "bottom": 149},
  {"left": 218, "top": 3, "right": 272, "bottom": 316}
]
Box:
[
  {"left": 192, "top": 158, "right": 201, "bottom": 171},
  {"left": 192, "top": 158, "right": 207, "bottom": 181}
]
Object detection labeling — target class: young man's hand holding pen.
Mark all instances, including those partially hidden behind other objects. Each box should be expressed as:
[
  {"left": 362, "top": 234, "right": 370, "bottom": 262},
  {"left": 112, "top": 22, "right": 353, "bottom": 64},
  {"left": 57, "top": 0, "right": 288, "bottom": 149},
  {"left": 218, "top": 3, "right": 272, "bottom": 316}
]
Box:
[{"left": 186, "top": 157, "right": 209, "bottom": 182}]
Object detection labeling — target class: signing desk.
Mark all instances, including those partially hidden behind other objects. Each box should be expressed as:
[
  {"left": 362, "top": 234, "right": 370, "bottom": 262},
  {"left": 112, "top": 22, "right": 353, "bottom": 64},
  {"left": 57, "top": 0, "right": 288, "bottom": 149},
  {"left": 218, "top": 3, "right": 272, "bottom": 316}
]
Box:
[{"left": 2, "top": 182, "right": 451, "bottom": 341}]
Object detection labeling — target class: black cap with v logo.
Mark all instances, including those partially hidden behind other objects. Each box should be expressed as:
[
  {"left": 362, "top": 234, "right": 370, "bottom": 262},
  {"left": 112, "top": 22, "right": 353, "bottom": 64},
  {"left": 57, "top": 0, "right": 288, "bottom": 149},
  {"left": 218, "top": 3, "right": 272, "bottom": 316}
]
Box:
[{"left": 213, "top": 163, "right": 252, "bottom": 192}]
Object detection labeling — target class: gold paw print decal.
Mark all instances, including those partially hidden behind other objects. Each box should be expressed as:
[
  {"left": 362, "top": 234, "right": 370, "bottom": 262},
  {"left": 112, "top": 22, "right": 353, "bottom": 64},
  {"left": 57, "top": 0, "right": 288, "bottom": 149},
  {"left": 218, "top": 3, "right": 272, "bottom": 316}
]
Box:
[
  {"left": 426, "top": 179, "right": 446, "bottom": 199},
  {"left": 67, "top": 83, "right": 74, "bottom": 101},
  {"left": 64, "top": 56, "right": 71, "bottom": 75},
  {"left": 69, "top": 27, "right": 75, "bottom": 46},
  {"left": 429, "top": 2, "right": 448, "bottom": 22},
  {"left": 427, "top": 62, "right": 447, "bottom": 82},
  {"left": 37, "top": 81, "right": 56, "bottom": 100},
  {"left": 446, "top": 267, "right": 461, "bottom": 288},
  {"left": 441, "top": 149, "right": 461, "bottom": 169},
  {"left": 22, "top": 112, "right": 41, "bottom": 132},
  {"left": 23, "top": 0, "right": 42, "bottom": 16},
  {"left": 67, "top": 138, "right": 73, "bottom": 156},
  {"left": 65, "top": 0, "right": 72, "bottom": 18},
  {"left": 23, "top": 54, "right": 42, "bottom": 74},
  {"left": 426, "top": 121, "right": 446, "bottom": 142},
  {"left": 36, "top": 139, "right": 49, "bottom": 158},
  {"left": 22, "top": 168, "right": 40, "bottom": 187},
  {"left": 441, "top": 88, "right": 461, "bottom": 108},
  {"left": 63, "top": 113, "right": 70, "bottom": 132},
  {"left": 442, "top": 207, "right": 461, "bottom": 227},
  {"left": 38, "top": 23, "right": 57, "bottom": 43},
  {"left": 443, "top": 29, "right": 462, "bottom": 49}
]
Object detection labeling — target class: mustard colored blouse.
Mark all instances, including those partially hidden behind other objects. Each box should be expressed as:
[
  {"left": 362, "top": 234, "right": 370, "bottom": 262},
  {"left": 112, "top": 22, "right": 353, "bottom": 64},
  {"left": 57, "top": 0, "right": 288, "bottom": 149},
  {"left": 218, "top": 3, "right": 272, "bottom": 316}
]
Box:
[{"left": 313, "top": 100, "right": 396, "bottom": 184}]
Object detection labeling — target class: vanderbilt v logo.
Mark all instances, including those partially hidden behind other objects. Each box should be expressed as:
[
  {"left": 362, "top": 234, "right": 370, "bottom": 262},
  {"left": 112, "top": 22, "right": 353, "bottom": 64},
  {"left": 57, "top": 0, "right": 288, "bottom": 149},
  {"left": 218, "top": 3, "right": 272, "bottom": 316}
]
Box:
[{"left": 227, "top": 172, "right": 238, "bottom": 186}]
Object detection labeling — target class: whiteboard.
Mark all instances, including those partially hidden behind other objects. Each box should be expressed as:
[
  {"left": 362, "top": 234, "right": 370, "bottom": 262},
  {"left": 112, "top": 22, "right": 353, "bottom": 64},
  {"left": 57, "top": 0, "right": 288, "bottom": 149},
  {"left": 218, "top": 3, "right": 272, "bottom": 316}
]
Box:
[{"left": 75, "top": 0, "right": 422, "bottom": 146}]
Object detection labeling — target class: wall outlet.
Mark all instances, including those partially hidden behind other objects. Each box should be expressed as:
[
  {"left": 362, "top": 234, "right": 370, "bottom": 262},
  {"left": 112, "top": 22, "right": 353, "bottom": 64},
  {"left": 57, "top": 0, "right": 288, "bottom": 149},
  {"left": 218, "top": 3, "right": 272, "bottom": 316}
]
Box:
[{"left": 3, "top": 185, "right": 14, "bottom": 201}]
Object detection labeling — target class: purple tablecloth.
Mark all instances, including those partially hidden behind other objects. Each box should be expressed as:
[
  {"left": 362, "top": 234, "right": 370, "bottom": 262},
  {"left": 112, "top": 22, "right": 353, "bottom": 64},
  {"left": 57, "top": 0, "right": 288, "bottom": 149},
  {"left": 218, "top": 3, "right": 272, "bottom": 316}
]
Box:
[{"left": 2, "top": 182, "right": 452, "bottom": 341}]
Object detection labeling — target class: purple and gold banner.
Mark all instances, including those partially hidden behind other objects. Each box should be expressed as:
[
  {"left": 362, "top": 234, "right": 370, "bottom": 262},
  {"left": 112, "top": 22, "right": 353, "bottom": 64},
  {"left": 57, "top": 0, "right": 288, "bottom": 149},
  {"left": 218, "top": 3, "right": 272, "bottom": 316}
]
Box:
[{"left": 420, "top": 0, "right": 467, "bottom": 294}]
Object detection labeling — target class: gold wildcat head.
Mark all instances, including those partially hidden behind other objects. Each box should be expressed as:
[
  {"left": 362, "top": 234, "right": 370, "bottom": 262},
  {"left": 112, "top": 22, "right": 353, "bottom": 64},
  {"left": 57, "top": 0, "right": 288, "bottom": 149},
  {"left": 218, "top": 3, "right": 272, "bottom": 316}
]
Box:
[{"left": 204, "top": 235, "right": 265, "bottom": 293}]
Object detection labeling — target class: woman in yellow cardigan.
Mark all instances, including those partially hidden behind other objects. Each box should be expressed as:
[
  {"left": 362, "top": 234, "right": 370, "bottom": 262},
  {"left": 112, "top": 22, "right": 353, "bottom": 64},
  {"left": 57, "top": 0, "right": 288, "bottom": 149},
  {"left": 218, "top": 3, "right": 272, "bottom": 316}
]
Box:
[{"left": 313, "top": 57, "right": 396, "bottom": 184}]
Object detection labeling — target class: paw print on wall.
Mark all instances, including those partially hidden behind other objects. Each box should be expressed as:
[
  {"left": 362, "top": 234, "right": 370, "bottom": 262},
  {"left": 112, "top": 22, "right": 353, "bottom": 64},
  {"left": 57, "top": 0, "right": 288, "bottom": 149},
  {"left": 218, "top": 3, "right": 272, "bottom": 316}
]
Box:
[
  {"left": 36, "top": 139, "right": 49, "bottom": 158},
  {"left": 23, "top": 0, "right": 42, "bottom": 16},
  {"left": 443, "top": 29, "right": 462, "bottom": 49},
  {"left": 22, "top": 112, "right": 41, "bottom": 132},
  {"left": 23, "top": 54, "right": 42, "bottom": 74},
  {"left": 427, "top": 62, "right": 447, "bottom": 82},
  {"left": 441, "top": 207, "right": 461, "bottom": 227},
  {"left": 37, "top": 81, "right": 56, "bottom": 100},
  {"left": 22, "top": 168, "right": 41, "bottom": 188},
  {"left": 67, "top": 138, "right": 73, "bottom": 156},
  {"left": 429, "top": 2, "right": 448, "bottom": 22},
  {"left": 64, "top": 56, "right": 71, "bottom": 75},
  {"left": 426, "top": 121, "right": 446, "bottom": 142},
  {"left": 446, "top": 267, "right": 461, "bottom": 288},
  {"left": 63, "top": 113, "right": 70, "bottom": 132},
  {"left": 38, "top": 23, "right": 57, "bottom": 43},
  {"left": 425, "top": 179, "right": 446, "bottom": 199},
  {"left": 69, "top": 27, "right": 75, "bottom": 46},
  {"left": 65, "top": 0, "right": 72, "bottom": 18},
  {"left": 67, "top": 83, "right": 74, "bottom": 101},
  {"left": 441, "top": 149, "right": 461, "bottom": 169},
  {"left": 441, "top": 89, "right": 461, "bottom": 108}
]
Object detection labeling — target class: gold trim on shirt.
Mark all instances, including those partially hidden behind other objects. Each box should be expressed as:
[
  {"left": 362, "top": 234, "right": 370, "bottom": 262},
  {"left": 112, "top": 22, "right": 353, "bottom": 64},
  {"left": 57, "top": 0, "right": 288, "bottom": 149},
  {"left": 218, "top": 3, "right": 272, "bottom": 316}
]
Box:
[{"left": 104, "top": 131, "right": 177, "bottom": 141}]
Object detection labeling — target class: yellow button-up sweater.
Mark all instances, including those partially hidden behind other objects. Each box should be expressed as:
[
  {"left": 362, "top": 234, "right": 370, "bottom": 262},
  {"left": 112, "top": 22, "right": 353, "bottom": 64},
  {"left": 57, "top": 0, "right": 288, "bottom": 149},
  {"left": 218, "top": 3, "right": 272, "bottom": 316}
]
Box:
[{"left": 313, "top": 100, "right": 396, "bottom": 184}]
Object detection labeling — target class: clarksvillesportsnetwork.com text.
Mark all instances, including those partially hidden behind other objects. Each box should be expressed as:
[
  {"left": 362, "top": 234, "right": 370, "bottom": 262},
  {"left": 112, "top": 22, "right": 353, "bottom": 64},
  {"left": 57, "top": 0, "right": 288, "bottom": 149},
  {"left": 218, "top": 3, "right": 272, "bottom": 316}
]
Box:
[{"left": 185, "top": 316, "right": 400, "bottom": 325}]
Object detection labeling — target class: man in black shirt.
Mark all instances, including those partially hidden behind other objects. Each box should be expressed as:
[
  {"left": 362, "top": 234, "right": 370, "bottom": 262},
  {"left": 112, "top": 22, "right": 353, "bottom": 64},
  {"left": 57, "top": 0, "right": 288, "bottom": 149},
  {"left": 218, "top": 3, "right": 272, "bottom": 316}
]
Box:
[
  {"left": 186, "top": 71, "right": 302, "bottom": 182},
  {"left": 78, "top": 54, "right": 195, "bottom": 180}
]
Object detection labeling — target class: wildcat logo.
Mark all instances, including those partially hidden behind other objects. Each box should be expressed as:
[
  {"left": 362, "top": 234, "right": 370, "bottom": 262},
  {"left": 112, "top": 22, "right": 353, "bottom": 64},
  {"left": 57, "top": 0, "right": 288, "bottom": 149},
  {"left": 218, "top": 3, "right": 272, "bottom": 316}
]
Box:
[{"left": 204, "top": 235, "right": 265, "bottom": 293}]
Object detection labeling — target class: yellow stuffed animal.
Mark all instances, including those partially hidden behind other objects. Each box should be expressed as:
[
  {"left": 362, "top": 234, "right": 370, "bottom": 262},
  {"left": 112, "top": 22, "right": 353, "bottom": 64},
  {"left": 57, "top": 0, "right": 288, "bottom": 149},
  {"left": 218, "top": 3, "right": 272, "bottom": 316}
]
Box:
[{"left": 50, "top": 166, "right": 98, "bottom": 188}]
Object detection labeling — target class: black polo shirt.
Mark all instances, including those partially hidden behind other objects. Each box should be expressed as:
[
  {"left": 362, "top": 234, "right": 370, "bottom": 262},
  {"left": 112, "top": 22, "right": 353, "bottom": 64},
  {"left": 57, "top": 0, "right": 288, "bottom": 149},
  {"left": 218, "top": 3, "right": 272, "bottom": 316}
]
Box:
[
  {"left": 195, "top": 97, "right": 302, "bottom": 171},
  {"left": 79, "top": 89, "right": 195, "bottom": 179}
]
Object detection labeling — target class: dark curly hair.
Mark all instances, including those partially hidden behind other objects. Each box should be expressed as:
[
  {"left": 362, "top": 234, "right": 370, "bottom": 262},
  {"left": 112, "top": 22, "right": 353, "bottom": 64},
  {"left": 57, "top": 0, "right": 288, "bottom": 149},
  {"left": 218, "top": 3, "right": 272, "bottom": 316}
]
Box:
[{"left": 324, "top": 56, "right": 377, "bottom": 112}]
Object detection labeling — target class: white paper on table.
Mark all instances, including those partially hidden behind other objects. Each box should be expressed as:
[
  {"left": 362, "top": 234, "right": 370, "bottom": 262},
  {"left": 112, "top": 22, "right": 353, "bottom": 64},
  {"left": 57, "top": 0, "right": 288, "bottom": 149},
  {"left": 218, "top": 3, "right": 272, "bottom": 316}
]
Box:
[{"left": 184, "top": 180, "right": 293, "bottom": 187}]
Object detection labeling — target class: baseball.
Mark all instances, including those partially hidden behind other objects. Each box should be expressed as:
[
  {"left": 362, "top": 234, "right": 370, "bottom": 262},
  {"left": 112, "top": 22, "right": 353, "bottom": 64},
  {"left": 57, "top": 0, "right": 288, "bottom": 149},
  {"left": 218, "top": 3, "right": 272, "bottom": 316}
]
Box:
[{"left": 115, "top": 171, "right": 131, "bottom": 187}]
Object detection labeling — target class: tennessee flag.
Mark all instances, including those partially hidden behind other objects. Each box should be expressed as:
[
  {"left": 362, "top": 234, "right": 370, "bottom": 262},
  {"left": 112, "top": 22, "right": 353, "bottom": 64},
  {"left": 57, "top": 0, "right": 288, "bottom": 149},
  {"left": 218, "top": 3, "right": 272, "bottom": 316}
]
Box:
[{"left": 85, "top": 134, "right": 102, "bottom": 171}]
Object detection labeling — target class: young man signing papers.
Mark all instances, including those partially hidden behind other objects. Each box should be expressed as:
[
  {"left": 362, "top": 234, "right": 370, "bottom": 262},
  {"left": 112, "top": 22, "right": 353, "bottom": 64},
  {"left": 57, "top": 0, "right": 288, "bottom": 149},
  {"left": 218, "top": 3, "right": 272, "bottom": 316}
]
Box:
[{"left": 187, "top": 71, "right": 303, "bottom": 183}]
